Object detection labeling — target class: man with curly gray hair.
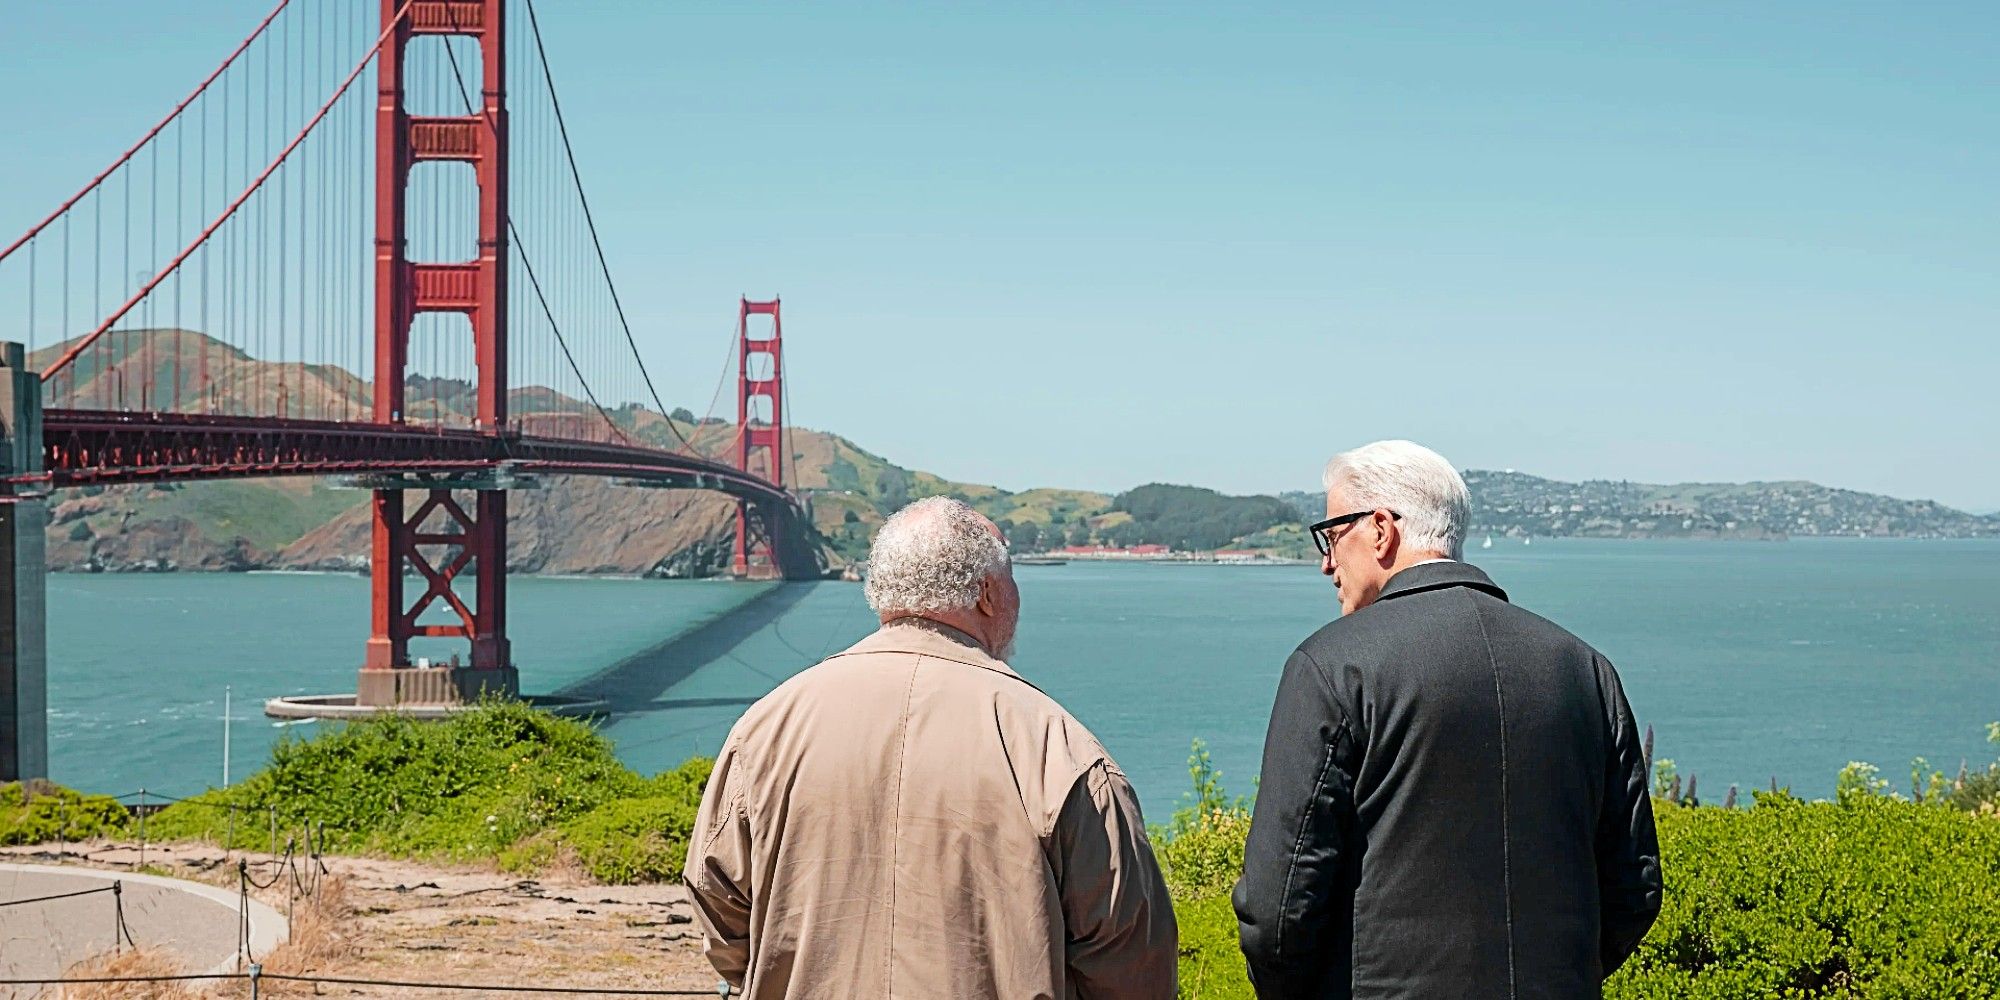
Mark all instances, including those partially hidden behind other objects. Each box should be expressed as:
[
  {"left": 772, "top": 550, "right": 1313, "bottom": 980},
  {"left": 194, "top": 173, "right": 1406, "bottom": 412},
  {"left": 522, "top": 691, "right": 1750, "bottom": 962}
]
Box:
[{"left": 687, "top": 496, "right": 1176, "bottom": 999}]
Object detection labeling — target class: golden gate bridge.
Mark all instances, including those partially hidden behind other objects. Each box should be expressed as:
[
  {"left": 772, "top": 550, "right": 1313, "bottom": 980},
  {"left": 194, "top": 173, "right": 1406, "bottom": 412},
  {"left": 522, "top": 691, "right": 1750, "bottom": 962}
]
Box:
[{"left": 0, "top": 0, "right": 820, "bottom": 779}]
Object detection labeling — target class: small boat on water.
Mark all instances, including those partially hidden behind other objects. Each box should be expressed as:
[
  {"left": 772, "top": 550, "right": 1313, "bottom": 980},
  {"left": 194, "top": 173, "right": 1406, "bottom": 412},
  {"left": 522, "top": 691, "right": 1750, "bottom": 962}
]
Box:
[{"left": 1481, "top": 535, "right": 1493, "bottom": 549}]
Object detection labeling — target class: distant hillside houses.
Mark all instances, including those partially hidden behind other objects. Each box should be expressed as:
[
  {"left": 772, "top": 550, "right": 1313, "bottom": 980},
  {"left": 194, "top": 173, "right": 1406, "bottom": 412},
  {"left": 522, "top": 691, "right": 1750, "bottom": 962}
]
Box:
[{"left": 1284, "top": 472, "right": 2000, "bottom": 540}]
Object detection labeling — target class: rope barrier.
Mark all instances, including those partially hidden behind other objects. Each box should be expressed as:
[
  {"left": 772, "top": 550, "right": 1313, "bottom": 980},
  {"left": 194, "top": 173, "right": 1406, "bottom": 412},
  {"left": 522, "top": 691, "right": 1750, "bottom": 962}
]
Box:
[
  {"left": 0, "top": 970, "right": 723, "bottom": 994},
  {"left": 0, "top": 884, "right": 117, "bottom": 908},
  {"left": 0, "top": 974, "right": 241, "bottom": 985},
  {"left": 16, "top": 814, "right": 740, "bottom": 996},
  {"left": 262, "top": 971, "right": 720, "bottom": 994},
  {"left": 1, "top": 879, "right": 139, "bottom": 956}
]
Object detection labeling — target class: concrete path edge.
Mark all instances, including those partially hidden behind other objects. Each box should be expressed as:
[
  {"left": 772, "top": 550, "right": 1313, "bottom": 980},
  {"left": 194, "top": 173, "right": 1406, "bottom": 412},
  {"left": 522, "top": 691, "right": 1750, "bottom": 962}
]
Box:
[{"left": 0, "top": 861, "right": 288, "bottom": 976}]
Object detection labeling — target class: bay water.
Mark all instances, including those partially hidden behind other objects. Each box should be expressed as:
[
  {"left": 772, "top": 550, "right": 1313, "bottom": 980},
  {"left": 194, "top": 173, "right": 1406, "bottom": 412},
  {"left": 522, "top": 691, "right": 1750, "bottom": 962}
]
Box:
[{"left": 50, "top": 538, "right": 2000, "bottom": 817}]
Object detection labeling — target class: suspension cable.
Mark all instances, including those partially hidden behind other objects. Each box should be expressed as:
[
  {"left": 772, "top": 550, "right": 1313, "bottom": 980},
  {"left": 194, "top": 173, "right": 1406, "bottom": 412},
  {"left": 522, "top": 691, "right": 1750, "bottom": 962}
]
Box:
[
  {"left": 37, "top": 0, "right": 420, "bottom": 383},
  {"left": 0, "top": 0, "right": 294, "bottom": 267},
  {"left": 436, "top": 5, "right": 633, "bottom": 446},
  {"left": 520, "top": 0, "right": 690, "bottom": 452}
]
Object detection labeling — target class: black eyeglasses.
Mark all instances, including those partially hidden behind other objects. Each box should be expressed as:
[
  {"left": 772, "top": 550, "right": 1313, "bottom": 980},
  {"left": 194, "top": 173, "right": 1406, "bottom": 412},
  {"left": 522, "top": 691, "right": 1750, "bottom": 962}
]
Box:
[{"left": 1309, "top": 510, "right": 1400, "bottom": 557}]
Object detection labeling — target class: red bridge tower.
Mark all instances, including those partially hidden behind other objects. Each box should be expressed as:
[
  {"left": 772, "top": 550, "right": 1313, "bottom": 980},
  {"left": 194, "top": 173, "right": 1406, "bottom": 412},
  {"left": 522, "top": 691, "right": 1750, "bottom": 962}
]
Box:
[
  {"left": 361, "top": 0, "right": 516, "bottom": 705},
  {"left": 734, "top": 298, "right": 785, "bottom": 579}
]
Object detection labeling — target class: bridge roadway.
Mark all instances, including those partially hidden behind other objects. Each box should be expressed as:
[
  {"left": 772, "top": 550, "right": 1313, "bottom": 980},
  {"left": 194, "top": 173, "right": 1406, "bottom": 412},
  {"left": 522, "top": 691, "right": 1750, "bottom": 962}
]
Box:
[{"left": 27, "top": 409, "right": 796, "bottom": 506}]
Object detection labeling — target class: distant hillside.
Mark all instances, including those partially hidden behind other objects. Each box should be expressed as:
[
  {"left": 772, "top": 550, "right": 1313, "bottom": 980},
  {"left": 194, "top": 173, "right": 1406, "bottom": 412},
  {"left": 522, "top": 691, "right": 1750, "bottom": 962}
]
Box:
[
  {"left": 32, "top": 330, "right": 1123, "bottom": 573},
  {"left": 35, "top": 330, "right": 1997, "bottom": 573},
  {"left": 1279, "top": 471, "right": 2000, "bottom": 541}
]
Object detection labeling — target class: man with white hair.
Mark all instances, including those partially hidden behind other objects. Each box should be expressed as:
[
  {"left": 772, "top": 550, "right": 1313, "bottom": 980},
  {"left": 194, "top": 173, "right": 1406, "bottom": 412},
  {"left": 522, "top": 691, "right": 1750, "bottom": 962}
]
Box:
[
  {"left": 686, "top": 496, "right": 1176, "bottom": 999},
  {"left": 1234, "top": 441, "right": 1662, "bottom": 998}
]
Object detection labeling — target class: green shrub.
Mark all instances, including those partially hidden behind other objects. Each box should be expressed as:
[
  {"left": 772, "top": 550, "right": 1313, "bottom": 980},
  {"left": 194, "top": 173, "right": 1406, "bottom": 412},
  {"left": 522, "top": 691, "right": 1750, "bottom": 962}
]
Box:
[
  {"left": 1174, "top": 893, "right": 1253, "bottom": 1000},
  {"left": 1159, "top": 736, "right": 2000, "bottom": 998},
  {"left": 1609, "top": 796, "right": 2000, "bottom": 997},
  {"left": 1946, "top": 724, "right": 2000, "bottom": 814},
  {"left": 504, "top": 795, "right": 700, "bottom": 884},
  {"left": 147, "top": 702, "right": 648, "bottom": 860},
  {"left": 648, "top": 756, "right": 714, "bottom": 804},
  {"left": 1160, "top": 807, "right": 1249, "bottom": 903},
  {"left": 0, "top": 781, "right": 128, "bottom": 845},
  {"left": 1157, "top": 742, "right": 1255, "bottom": 999},
  {"left": 138, "top": 702, "right": 723, "bottom": 885}
]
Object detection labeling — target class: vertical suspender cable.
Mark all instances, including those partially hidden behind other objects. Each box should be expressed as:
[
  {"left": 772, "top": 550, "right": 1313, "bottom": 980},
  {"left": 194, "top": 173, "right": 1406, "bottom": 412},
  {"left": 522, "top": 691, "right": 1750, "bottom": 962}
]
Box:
[
  {"left": 277, "top": 7, "right": 290, "bottom": 417},
  {"left": 521, "top": 0, "right": 690, "bottom": 450},
  {"left": 174, "top": 115, "right": 185, "bottom": 411}
]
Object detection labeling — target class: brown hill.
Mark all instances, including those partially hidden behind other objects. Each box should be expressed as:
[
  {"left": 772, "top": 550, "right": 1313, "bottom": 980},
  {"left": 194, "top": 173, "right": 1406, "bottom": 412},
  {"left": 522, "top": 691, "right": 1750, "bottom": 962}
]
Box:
[{"left": 32, "top": 328, "right": 1099, "bottom": 575}]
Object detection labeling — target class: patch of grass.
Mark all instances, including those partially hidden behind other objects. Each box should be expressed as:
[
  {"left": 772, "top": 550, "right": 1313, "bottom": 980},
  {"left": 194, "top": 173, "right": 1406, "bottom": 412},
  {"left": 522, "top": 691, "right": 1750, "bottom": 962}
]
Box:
[
  {"left": 156, "top": 479, "right": 365, "bottom": 551},
  {"left": 0, "top": 780, "right": 130, "bottom": 845}
]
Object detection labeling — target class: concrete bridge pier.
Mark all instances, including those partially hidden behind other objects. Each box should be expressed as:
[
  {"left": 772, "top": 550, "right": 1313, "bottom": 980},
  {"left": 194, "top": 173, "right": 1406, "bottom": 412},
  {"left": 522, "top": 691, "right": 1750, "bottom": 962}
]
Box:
[{"left": 0, "top": 342, "right": 47, "bottom": 782}]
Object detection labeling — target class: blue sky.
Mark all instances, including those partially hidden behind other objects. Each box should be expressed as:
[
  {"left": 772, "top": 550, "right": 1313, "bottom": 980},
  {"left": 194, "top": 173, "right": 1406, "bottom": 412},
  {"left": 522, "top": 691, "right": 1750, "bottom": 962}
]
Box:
[{"left": 3, "top": 3, "right": 1996, "bottom": 508}]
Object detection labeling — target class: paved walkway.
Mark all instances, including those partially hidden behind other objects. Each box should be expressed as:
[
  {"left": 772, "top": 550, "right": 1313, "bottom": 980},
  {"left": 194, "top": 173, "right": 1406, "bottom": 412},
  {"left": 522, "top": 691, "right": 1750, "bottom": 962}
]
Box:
[{"left": 0, "top": 861, "right": 286, "bottom": 994}]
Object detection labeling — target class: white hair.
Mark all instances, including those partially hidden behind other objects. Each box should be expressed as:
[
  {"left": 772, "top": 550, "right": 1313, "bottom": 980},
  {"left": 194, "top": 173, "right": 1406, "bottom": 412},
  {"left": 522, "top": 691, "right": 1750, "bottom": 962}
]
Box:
[
  {"left": 864, "top": 496, "right": 1011, "bottom": 615},
  {"left": 1322, "top": 440, "right": 1471, "bottom": 559}
]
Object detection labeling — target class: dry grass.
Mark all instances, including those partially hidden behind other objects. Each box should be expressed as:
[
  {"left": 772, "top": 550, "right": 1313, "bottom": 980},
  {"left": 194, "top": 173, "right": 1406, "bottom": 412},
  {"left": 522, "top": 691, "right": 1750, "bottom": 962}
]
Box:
[
  {"left": 252, "top": 874, "right": 356, "bottom": 997},
  {"left": 2, "top": 843, "right": 716, "bottom": 998},
  {"left": 52, "top": 949, "right": 201, "bottom": 1000}
]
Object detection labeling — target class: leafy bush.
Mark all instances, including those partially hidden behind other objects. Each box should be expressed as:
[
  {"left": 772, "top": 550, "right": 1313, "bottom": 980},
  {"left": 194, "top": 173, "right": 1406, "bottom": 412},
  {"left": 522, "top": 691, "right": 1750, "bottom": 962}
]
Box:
[
  {"left": 1946, "top": 724, "right": 2000, "bottom": 815},
  {"left": 498, "top": 756, "right": 711, "bottom": 884},
  {"left": 1174, "top": 893, "right": 1253, "bottom": 1000},
  {"left": 147, "top": 702, "right": 659, "bottom": 862},
  {"left": 1157, "top": 743, "right": 1256, "bottom": 999},
  {"left": 505, "top": 796, "right": 700, "bottom": 884},
  {"left": 1608, "top": 795, "right": 2000, "bottom": 997},
  {"left": 0, "top": 781, "right": 128, "bottom": 845},
  {"left": 1159, "top": 737, "right": 2000, "bottom": 999},
  {"left": 648, "top": 756, "right": 714, "bottom": 804}
]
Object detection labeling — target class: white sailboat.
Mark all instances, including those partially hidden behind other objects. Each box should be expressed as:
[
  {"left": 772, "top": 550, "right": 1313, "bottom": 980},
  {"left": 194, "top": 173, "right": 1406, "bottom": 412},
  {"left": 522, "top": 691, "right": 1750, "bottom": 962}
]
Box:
[{"left": 1481, "top": 535, "right": 1493, "bottom": 550}]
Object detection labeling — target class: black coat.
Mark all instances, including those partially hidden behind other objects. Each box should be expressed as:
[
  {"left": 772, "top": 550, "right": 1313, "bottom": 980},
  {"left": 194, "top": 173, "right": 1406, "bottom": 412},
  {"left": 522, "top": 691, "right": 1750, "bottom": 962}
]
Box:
[{"left": 1233, "top": 561, "right": 1661, "bottom": 999}]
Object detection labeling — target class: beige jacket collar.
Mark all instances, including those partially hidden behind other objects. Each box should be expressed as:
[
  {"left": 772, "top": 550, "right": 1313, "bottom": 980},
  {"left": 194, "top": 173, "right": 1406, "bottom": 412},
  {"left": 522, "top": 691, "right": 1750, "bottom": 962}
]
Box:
[{"left": 830, "top": 619, "right": 1033, "bottom": 687}]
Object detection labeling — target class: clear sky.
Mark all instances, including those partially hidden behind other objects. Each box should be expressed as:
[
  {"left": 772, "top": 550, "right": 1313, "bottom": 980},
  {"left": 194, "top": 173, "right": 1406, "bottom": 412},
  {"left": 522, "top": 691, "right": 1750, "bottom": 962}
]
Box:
[{"left": 3, "top": 3, "right": 1996, "bottom": 508}]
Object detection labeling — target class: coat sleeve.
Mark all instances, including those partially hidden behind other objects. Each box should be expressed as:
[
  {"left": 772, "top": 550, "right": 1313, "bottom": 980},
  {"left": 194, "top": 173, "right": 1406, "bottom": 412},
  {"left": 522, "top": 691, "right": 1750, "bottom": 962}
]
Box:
[
  {"left": 1233, "top": 648, "right": 1360, "bottom": 998},
  {"left": 1053, "top": 761, "right": 1179, "bottom": 999},
  {"left": 684, "top": 739, "right": 754, "bottom": 989},
  {"left": 1594, "top": 657, "right": 1663, "bottom": 976}
]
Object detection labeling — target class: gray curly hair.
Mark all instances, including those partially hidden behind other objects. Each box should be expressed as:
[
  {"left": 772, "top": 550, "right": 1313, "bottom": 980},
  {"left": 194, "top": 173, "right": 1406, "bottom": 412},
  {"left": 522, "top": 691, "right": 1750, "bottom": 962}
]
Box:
[{"left": 864, "top": 496, "right": 1011, "bottom": 615}]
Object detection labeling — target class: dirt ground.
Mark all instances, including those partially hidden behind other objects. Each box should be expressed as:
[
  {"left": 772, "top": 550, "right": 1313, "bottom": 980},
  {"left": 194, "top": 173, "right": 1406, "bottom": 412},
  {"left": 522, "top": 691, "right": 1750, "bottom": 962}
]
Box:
[{"left": 0, "top": 839, "right": 722, "bottom": 998}]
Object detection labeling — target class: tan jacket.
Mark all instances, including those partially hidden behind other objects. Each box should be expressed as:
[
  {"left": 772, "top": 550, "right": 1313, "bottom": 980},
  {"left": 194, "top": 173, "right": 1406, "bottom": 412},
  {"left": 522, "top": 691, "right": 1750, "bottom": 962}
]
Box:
[{"left": 684, "top": 620, "right": 1177, "bottom": 999}]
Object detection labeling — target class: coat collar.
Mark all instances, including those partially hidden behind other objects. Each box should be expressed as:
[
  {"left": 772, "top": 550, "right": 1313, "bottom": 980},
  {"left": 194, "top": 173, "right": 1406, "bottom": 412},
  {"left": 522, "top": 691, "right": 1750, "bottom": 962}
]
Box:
[
  {"left": 1375, "top": 560, "right": 1509, "bottom": 604},
  {"left": 831, "top": 618, "right": 1029, "bottom": 683}
]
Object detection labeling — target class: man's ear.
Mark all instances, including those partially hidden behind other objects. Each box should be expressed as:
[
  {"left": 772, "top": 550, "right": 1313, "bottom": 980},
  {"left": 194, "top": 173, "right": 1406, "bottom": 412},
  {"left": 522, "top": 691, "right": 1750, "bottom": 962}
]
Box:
[
  {"left": 973, "top": 575, "right": 997, "bottom": 617},
  {"left": 1373, "top": 509, "right": 1399, "bottom": 560}
]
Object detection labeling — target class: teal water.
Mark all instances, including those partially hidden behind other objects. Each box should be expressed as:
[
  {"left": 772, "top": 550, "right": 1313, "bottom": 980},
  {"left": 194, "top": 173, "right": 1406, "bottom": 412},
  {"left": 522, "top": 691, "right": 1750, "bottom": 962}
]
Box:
[{"left": 46, "top": 539, "right": 2000, "bottom": 816}]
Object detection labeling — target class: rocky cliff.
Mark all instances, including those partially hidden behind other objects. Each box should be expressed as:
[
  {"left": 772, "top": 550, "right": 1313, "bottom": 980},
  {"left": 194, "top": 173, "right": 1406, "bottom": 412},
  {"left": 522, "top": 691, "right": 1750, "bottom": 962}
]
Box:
[{"left": 275, "top": 477, "right": 743, "bottom": 577}]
